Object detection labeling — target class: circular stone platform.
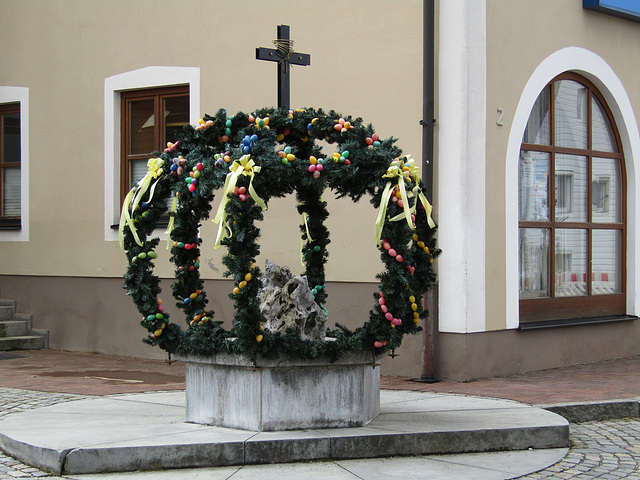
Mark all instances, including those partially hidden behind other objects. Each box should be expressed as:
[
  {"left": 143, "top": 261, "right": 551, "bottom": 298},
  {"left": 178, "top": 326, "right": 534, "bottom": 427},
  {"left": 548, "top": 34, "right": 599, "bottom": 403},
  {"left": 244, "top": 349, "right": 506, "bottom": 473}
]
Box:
[{"left": 0, "top": 390, "right": 569, "bottom": 476}]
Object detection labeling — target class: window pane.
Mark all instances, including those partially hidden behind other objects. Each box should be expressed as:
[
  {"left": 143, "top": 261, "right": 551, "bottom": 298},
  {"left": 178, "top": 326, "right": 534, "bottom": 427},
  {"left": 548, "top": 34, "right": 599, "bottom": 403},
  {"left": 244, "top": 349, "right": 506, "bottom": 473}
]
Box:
[
  {"left": 164, "top": 95, "right": 189, "bottom": 145},
  {"left": 130, "top": 160, "right": 148, "bottom": 189},
  {"left": 129, "top": 99, "right": 155, "bottom": 155},
  {"left": 592, "top": 96, "right": 617, "bottom": 153},
  {"left": 592, "top": 230, "right": 621, "bottom": 295},
  {"left": 2, "top": 167, "right": 20, "bottom": 216},
  {"left": 555, "top": 154, "right": 587, "bottom": 222},
  {"left": 554, "top": 80, "right": 587, "bottom": 149},
  {"left": 2, "top": 113, "right": 20, "bottom": 164},
  {"left": 519, "top": 151, "right": 549, "bottom": 221},
  {"left": 555, "top": 229, "right": 587, "bottom": 297},
  {"left": 523, "top": 87, "right": 550, "bottom": 145},
  {"left": 519, "top": 228, "right": 550, "bottom": 298},
  {"left": 592, "top": 157, "right": 621, "bottom": 223}
]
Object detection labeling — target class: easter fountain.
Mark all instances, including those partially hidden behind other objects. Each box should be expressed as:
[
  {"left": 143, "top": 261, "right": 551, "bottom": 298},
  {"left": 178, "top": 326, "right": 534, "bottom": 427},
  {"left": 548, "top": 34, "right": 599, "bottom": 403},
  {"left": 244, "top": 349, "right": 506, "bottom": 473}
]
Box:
[{"left": 119, "top": 105, "right": 438, "bottom": 432}]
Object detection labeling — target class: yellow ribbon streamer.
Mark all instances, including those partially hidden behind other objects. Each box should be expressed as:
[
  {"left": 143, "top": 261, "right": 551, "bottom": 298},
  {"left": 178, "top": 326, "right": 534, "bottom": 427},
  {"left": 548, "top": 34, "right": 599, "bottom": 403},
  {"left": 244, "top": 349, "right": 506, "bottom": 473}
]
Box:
[
  {"left": 213, "top": 155, "right": 267, "bottom": 248},
  {"left": 119, "top": 158, "right": 165, "bottom": 250},
  {"left": 165, "top": 194, "right": 179, "bottom": 249},
  {"left": 300, "top": 212, "right": 314, "bottom": 267}
]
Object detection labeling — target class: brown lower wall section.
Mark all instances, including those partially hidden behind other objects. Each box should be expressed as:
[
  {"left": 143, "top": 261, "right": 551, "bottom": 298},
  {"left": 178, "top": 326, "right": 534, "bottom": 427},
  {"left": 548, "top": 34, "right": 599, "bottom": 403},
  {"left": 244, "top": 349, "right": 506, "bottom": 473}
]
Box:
[
  {"left": 4, "top": 274, "right": 636, "bottom": 382},
  {"left": 0, "top": 275, "right": 425, "bottom": 377},
  {"left": 434, "top": 320, "right": 640, "bottom": 382}
]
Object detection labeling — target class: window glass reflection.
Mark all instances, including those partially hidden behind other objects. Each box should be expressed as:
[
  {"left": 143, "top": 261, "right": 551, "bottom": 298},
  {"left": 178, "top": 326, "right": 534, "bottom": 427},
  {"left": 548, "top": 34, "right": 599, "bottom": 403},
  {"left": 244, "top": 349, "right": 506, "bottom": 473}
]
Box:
[
  {"left": 555, "top": 229, "right": 587, "bottom": 297},
  {"left": 519, "top": 151, "right": 549, "bottom": 221},
  {"left": 554, "top": 80, "right": 587, "bottom": 149},
  {"left": 592, "top": 96, "right": 617, "bottom": 153},
  {"left": 555, "top": 154, "right": 587, "bottom": 222},
  {"left": 592, "top": 157, "right": 620, "bottom": 223},
  {"left": 592, "top": 229, "right": 621, "bottom": 295},
  {"left": 523, "top": 88, "right": 550, "bottom": 145},
  {"left": 519, "top": 228, "right": 550, "bottom": 298}
]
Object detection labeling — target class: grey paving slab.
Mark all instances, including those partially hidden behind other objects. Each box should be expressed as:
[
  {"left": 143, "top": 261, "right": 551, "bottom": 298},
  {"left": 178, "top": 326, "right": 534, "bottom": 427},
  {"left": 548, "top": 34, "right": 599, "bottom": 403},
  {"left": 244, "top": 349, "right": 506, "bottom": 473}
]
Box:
[
  {"left": 0, "top": 390, "right": 569, "bottom": 475},
  {"left": 380, "top": 390, "right": 532, "bottom": 413}
]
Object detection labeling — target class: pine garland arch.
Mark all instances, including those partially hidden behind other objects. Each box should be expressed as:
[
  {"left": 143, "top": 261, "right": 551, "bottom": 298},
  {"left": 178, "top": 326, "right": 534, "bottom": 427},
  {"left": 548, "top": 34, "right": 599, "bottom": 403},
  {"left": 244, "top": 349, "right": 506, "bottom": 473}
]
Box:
[{"left": 120, "top": 106, "right": 440, "bottom": 362}]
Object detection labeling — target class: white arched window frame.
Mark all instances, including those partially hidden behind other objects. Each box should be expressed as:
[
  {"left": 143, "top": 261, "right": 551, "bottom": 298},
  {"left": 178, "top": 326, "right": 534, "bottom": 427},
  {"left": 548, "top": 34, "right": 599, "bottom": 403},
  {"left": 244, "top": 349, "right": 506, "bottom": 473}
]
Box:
[
  {"left": 104, "top": 66, "right": 200, "bottom": 242},
  {"left": 0, "top": 87, "right": 29, "bottom": 242},
  {"left": 506, "top": 47, "right": 640, "bottom": 328}
]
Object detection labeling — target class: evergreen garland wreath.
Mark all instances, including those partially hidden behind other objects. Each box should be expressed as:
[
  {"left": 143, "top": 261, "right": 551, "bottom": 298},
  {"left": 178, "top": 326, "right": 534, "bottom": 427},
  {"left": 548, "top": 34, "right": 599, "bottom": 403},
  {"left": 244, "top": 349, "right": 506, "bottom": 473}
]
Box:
[{"left": 120, "top": 107, "right": 440, "bottom": 362}]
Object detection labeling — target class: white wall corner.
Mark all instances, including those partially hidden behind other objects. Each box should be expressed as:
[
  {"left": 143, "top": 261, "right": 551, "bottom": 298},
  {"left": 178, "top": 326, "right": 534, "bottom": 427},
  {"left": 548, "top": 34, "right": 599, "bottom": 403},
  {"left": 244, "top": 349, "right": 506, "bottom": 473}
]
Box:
[
  {"left": 104, "top": 66, "right": 200, "bottom": 242},
  {"left": 437, "top": 0, "right": 488, "bottom": 333}
]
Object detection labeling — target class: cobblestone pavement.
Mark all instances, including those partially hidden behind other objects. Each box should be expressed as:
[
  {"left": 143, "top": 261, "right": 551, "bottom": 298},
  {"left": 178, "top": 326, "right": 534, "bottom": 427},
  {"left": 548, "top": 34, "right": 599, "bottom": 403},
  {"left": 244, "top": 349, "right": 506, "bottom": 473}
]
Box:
[{"left": 0, "top": 387, "right": 638, "bottom": 479}]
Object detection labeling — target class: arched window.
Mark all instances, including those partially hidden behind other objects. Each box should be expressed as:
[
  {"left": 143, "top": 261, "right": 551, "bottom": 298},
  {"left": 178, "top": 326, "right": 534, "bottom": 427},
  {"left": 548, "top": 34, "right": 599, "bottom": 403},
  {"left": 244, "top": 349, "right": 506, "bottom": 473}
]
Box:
[{"left": 519, "top": 73, "right": 625, "bottom": 324}]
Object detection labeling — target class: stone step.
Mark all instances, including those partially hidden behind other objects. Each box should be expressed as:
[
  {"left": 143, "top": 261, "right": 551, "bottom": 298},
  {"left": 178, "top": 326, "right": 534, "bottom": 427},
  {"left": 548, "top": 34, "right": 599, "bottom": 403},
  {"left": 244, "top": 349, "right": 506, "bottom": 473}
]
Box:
[
  {"left": 0, "top": 335, "right": 47, "bottom": 351},
  {"left": 0, "top": 320, "right": 29, "bottom": 337},
  {"left": 0, "top": 305, "right": 14, "bottom": 321}
]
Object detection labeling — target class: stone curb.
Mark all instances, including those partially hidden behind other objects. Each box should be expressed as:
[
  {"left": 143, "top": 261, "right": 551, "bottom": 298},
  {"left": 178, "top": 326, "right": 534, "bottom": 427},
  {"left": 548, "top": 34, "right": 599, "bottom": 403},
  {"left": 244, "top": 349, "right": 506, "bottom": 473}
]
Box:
[
  {"left": 0, "top": 424, "right": 570, "bottom": 475},
  {"left": 539, "top": 398, "right": 640, "bottom": 423}
]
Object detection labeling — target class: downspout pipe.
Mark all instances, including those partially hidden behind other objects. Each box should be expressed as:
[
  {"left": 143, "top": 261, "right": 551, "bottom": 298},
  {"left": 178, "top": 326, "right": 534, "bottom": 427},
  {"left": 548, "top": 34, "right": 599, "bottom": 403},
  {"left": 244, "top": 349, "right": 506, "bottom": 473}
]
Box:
[{"left": 415, "top": 0, "right": 439, "bottom": 383}]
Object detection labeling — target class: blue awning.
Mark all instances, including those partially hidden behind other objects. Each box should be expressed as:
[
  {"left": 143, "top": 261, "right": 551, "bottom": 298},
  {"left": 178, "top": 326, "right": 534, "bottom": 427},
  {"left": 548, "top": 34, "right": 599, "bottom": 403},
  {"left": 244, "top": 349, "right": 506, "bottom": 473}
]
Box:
[{"left": 583, "top": 0, "right": 640, "bottom": 23}]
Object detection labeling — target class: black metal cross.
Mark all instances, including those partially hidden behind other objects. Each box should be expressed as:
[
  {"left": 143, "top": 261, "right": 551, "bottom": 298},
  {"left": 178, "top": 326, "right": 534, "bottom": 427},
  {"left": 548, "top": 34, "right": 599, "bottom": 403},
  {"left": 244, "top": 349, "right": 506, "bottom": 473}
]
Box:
[{"left": 256, "top": 25, "right": 310, "bottom": 109}]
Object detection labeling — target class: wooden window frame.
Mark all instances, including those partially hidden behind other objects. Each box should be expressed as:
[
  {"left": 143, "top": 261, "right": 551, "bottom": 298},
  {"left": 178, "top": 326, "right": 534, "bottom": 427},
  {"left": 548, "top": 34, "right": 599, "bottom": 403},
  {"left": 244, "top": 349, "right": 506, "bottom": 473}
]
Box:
[
  {"left": 519, "top": 73, "right": 626, "bottom": 324},
  {"left": 0, "top": 102, "right": 21, "bottom": 229},
  {"left": 120, "top": 85, "right": 189, "bottom": 204}
]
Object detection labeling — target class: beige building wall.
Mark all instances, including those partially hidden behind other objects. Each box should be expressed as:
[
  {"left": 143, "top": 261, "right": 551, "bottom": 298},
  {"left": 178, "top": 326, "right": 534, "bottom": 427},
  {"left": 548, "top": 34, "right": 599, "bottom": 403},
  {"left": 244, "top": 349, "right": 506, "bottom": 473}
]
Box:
[
  {"left": 2, "top": 0, "right": 639, "bottom": 381},
  {"left": 0, "top": 0, "right": 427, "bottom": 376}
]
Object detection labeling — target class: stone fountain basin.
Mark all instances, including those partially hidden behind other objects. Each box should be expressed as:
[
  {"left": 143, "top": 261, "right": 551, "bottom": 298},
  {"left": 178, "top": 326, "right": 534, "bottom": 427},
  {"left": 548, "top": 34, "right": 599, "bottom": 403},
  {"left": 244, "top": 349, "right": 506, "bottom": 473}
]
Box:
[{"left": 181, "top": 350, "right": 381, "bottom": 431}]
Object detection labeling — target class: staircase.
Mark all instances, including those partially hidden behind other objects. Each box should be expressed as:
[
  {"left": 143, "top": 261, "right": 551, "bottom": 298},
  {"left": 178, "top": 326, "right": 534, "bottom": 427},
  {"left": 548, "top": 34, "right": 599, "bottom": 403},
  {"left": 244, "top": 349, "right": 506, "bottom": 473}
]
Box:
[{"left": 0, "top": 299, "right": 48, "bottom": 351}]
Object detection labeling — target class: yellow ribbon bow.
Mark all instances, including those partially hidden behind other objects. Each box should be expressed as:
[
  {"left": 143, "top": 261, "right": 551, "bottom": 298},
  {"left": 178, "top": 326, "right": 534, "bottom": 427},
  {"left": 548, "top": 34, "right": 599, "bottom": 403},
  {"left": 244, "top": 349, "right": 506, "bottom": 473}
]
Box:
[
  {"left": 213, "top": 155, "right": 267, "bottom": 248},
  {"left": 119, "top": 157, "right": 165, "bottom": 250},
  {"left": 399, "top": 156, "right": 435, "bottom": 229},
  {"left": 374, "top": 155, "right": 435, "bottom": 247}
]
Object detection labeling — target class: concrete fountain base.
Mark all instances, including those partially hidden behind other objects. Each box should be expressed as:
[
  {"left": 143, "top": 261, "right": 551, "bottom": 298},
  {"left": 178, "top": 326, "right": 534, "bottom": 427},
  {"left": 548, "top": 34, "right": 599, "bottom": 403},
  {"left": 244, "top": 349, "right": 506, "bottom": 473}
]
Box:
[{"left": 182, "top": 351, "right": 381, "bottom": 431}]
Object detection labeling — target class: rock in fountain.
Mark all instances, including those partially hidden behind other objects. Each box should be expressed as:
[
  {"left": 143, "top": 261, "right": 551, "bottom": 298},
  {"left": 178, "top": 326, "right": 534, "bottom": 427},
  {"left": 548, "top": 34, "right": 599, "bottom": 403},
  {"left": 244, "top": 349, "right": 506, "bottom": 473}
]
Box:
[{"left": 257, "top": 259, "right": 327, "bottom": 341}]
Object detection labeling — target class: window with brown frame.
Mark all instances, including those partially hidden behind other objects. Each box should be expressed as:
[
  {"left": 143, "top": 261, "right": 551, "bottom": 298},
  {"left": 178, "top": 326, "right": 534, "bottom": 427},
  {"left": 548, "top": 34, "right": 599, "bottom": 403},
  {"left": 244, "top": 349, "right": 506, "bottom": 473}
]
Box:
[
  {"left": 518, "top": 73, "right": 626, "bottom": 324},
  {"left": 120, "top": 85, "right": 189, "bottom": 204},
  {"left": 0, "top": 103, "right": 21, "bottom": 229}
]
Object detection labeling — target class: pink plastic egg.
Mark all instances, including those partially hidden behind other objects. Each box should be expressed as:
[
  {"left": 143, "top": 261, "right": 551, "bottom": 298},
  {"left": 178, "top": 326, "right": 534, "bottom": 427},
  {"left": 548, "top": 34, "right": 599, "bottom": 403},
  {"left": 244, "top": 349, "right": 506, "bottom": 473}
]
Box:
[
  {"left": 381, "top": 305, "right": 388, "bottom": 313},
  {"left": 396, "top": 255, "right": 404, "bottom": 262},
  {"left": 388, "top": 249, "right": 397, "bottom": 257},
  {"left": 313, "top": 171, "right": 321, "bottom": 179},
  {"left": 378, "top": 297, "right": 386, "bottom": 305},
  {"left": 374, "top": 341, "right": 383, "bottom": 348},
  {"left": 316, "top": 164, "right": 323, "bottom": 171},
  {"left": 385, "top": 312, "right": 393, "bottom": 321},
  {"left": 188, "top": 184, "right": 196, "bottom": 192},
  {"left": 308, "top": 164, "right": 316, "bottom": 172}
]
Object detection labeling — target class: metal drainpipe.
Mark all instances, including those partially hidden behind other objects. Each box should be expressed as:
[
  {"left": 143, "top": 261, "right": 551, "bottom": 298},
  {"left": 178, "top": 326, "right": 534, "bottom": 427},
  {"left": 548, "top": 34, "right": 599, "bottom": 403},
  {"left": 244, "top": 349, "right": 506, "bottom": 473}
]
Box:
[{"left": 414, "top": 0, "right": 439, "bottom": 383}]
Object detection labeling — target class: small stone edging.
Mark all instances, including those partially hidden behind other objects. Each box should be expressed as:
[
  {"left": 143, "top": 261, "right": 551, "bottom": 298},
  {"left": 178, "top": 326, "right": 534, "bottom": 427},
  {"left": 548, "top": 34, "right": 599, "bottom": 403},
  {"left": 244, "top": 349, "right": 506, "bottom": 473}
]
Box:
[{"left": 540, "top": 399, "right": 640, "bottom": 423}]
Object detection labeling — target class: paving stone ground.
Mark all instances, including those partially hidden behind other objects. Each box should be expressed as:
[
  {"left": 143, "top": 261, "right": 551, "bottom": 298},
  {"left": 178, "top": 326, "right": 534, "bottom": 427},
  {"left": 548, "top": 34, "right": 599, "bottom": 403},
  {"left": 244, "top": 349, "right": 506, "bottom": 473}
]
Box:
[{"left": 0, "top": 386, "right": 638, "bottom": 479}]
